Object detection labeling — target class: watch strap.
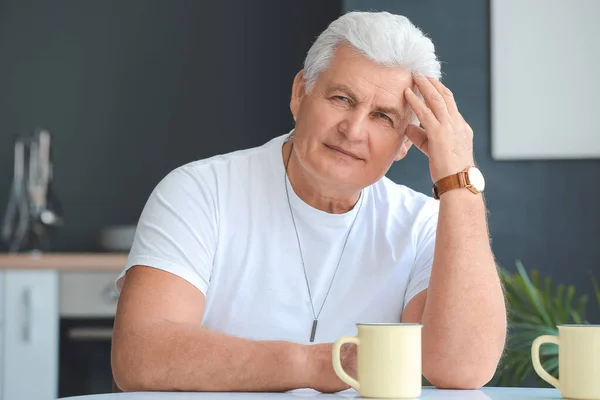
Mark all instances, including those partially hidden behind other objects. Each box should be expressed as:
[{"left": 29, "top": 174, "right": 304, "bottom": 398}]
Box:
[{"left": 432, "top": 171, "right": 468, "bottom": 200}]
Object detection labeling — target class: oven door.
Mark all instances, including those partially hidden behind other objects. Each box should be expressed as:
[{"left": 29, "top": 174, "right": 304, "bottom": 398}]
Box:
[{"left": 59, "top": 271, "right": 120, "bottom": 398}]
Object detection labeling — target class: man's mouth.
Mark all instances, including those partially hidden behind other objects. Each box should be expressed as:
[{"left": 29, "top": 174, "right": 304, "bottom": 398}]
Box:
[{"left": 325, "top": 144, "right": 362, "bottom": 160}]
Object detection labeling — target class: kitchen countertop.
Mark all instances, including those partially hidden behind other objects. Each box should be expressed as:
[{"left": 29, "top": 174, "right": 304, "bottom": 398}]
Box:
[{"left": 0, "top": 253, "right": 128, "bottom": 270}]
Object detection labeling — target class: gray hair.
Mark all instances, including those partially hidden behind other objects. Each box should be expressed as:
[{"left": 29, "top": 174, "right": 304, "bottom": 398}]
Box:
[{"left": 303, "top": 11, "right": 442, "bottom": 121}]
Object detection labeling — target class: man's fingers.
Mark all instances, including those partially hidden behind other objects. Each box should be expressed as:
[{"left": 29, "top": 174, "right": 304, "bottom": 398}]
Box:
[
  {"left": 404, "top": 124, "right": 429, "bottom": 156},
  {"left": 412, "top": 72, "right": 450, "bottom": 122},
  {"left": 428, "top": 77, "right": 459, "bottom": 116},
  {"left": 405, "top": 87, "right": 438, "bottom": 130}
]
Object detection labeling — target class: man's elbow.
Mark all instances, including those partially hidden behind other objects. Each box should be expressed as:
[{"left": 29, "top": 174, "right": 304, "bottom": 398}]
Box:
[
  {"left": 112, "top": 360, "right": 143, "bottom": 392},
  {"left": 112, "top": 343, "right": 159, "bottom": 392},
  {"left": 113, "top": 370, "right": 146, "bottom": 393},
  {"left": 112, "top": 370, "right": 147, "bottom": 393},
  {"left": 425, "top": 362, "right": 496, "bottom": 390}
]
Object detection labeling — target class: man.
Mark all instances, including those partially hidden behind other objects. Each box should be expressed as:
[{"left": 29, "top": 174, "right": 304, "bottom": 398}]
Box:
[{"left": 112, "top": 11, "right": 507, "bottom": 393}]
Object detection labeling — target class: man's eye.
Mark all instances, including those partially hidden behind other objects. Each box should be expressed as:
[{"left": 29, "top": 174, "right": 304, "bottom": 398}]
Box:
[
  {"left": 334, "top": 96, "right": 350, "bottom": 103},
  {"left": 377, "top": 112, "right": 391, "bottom": 121}
]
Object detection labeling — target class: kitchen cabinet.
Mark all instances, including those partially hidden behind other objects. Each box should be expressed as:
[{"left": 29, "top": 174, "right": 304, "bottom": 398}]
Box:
[
  {"left": 2, "top": 270, "right": 58, "bottom": 400},
  {"left": 0, "top": 253, "right": 127, "bottom": 399}
]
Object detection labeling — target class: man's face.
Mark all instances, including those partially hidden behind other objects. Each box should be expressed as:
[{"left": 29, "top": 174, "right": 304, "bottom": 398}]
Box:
[{"left": 290, "top": 44, "right": 415, "bottom": 191}]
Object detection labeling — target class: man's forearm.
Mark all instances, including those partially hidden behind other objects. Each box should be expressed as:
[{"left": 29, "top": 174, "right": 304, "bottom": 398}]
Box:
[
  {"left": 421, "top": 189, "right": 507, "bottom": 388},
  {"left": 112, "top": 319, "right": 308, "bottom": 392}
]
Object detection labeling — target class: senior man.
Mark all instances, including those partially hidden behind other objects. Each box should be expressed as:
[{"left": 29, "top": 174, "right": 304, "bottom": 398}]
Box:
[{"left": 111, "top": 10, "right": 507, "bottom": 393}]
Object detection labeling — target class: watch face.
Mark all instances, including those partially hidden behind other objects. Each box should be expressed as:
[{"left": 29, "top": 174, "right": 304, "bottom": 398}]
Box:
[{"left": 467, "top": 167, "right": 485, "bottom": 191}]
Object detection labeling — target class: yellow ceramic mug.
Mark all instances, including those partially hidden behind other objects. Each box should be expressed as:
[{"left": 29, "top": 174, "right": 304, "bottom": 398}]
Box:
[
  {"left": 332, "top": 323, "right": 422, "bottom": 399},
  {"left": 531, "top": 325, "right": 600, "bottom": 400}
]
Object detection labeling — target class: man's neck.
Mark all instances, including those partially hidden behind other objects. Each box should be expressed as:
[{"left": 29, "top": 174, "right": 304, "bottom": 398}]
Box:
[{"left": 282, "top": 140, "right": 361, "bottom": 214}]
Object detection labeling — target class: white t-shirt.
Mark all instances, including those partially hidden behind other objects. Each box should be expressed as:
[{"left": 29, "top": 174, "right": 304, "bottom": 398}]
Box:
[{"left": 116, "top": 133, "right": 439, "bottom": 344}]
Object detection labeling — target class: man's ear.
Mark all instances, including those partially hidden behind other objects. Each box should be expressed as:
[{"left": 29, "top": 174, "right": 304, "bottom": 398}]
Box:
[
  {"left": 394, "top": 137, "right": 413, "bottom": 161},
  {"left": 290, "top": 70, "right": 306, "bottom": 119}
]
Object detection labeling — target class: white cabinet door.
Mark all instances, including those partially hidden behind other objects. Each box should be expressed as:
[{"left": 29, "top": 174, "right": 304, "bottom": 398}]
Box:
[{"left": 2, "top": 270, "right": 58, "bottom": 400}]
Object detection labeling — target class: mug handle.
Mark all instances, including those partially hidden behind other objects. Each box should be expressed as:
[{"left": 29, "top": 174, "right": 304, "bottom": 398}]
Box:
[
  {"left": 332, "top": 336, "right": 360, "bottom": 391},
  {"left": 531, "top": 335, "right": 560, "bottom": 388}
]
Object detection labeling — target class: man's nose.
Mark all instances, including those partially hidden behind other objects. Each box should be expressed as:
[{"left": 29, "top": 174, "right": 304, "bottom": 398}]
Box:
[{"left": 338, "top": 110, "right": 367, "bottom": 141}]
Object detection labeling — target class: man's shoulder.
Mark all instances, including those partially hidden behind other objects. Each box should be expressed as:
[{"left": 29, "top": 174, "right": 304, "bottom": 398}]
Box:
[
  {"left": 151, "top": 133, "right": 286, "bottom": 200},
  {"left": 179, "top": 134, "right": 286, "bottom": 176}
]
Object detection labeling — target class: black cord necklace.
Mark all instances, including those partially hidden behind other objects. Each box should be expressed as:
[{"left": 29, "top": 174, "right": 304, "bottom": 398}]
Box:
[{"left": 283, "top": 137, "right": 364, "bottom": 342}]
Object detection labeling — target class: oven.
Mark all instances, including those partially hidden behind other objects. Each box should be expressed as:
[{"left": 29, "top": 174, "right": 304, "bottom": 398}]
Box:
[{"left": 58, "top": 271, "right": 120, "bottom": 398}]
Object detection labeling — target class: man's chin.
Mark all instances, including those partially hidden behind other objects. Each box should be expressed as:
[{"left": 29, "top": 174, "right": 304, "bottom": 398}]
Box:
[{"left": 313, "top": 164, "right": 364, "bottom": 188}]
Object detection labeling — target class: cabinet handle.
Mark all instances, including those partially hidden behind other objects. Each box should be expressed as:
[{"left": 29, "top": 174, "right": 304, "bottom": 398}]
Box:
[{"left": 22, "top": 286, "right": 32, "bottom": 343}]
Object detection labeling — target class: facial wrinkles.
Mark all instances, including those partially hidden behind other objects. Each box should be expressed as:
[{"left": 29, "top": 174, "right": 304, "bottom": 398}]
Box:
[{"left": 356, "top": 75, "right": 406, "bottom": 117}]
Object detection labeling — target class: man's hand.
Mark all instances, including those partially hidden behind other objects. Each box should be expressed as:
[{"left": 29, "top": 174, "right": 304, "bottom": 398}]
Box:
[
  {"left": 305, "top": 343, "right": 357, "bottom": 393},
  {"left": 404, "top": 72, "right": 475, "bottom": 183}
]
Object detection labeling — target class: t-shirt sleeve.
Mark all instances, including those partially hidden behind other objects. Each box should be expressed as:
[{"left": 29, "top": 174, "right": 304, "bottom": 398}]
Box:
[
  {"left": 403, "top": 200, "right": 439, "bottom": 308},
  {"left": 115, "top": 165, "right": 218, "bottom": 295}
]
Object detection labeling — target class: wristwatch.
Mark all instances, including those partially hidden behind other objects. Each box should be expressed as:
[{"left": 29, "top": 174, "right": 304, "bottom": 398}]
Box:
[{"left": 432, "top": 166, "right": 485, "bottom": 199}]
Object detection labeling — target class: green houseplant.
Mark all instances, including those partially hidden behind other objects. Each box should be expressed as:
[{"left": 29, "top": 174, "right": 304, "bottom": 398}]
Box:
[{"left": 491, "top": 261, "right": 600, "bottom": 387}]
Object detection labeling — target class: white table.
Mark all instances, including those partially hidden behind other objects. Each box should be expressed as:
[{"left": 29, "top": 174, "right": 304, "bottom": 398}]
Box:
[{"left": 60, "top": 387, "right": 561, "bottom": 399}]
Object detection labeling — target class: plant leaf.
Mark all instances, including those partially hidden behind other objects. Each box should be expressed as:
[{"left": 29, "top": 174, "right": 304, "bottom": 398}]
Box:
[
  {"left": 544, "top": 276, "right": 552, "bottom": 300},
  {"left": 508, "top": 309, "right": 545, "bottom": 325},
  {"left": 514, "top": 357, "right": 532, "bottom": 385},
  {"left": 516, "top": 261, "right": 553, "bottom": 326},
  {"left": 544, "top": 276, "right": 555, "bottom": 325},
  {"left": 555, "top": 284, "right": 566, "bottom": 322},
  {"left": 539, "top": 343, "right": 559, "bottom": 357},
  {"left": 593, "top": 277, "right": 600, "bottom": 312},
  {"left": 508, "top": 322, "right": 558, "bottom": 332},
  {"left": 531, "top": 270, "right": 540, "bottom": 290},
  {"left": 574, "top": 295, "right": 588, "bottom": 324},
  {"left": 505, "top": 278, "right": 544, "bottom": 324},
  {"left": 544, "top": 356, "right": 559, "bottom": 377},
  {"left": 497, "top": 264, "right": 569, "bottom": 387},
  {"left": 564, "top": 285, "right": 575, "bottom": 323}
]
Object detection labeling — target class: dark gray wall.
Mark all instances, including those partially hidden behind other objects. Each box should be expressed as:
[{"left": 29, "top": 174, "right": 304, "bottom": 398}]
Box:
[
  {"left": 345, "top": 0, "right": 600, "bottom": 320},
  {"left": 0, "top": 0, "right": 341, "bottom": 251}
]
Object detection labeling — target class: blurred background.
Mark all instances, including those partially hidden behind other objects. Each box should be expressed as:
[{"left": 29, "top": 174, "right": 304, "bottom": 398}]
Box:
[{"left": 0, "top": 0, "right": 598, "bottom": 398}]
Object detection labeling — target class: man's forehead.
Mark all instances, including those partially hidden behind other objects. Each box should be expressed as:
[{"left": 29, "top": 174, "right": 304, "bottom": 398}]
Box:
[
  {"left": 322, "top": 63, "right": 412, "bottom": 95},
  {"left": 325, "top": 80, "right": 409, "bottom": 105}
]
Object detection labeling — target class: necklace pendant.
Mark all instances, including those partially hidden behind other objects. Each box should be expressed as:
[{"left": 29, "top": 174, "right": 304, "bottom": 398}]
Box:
[{"left": 310, "top": 319, "right": 318, "bottom": 342}]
